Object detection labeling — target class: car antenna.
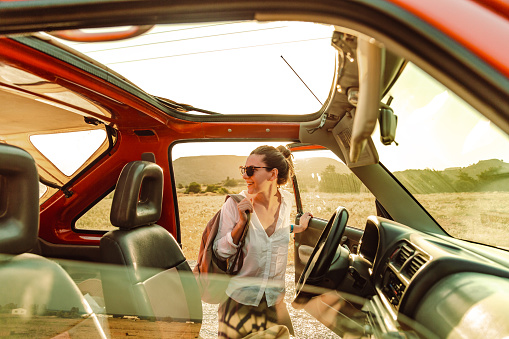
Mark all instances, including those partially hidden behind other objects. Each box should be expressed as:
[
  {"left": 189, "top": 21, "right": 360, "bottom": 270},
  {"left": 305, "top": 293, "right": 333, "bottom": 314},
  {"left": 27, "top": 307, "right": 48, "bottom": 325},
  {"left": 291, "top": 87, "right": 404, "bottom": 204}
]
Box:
[{"left": 281, "top": 55, "right": 323, "bottom": 106}]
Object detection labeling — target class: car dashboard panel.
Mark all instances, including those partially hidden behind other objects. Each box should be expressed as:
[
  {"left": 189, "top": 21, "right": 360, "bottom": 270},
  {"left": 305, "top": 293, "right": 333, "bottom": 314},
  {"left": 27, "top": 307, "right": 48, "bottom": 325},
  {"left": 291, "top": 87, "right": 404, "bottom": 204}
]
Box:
[{"left": 359, "top": 217, "right": 509, "bottom": 338}]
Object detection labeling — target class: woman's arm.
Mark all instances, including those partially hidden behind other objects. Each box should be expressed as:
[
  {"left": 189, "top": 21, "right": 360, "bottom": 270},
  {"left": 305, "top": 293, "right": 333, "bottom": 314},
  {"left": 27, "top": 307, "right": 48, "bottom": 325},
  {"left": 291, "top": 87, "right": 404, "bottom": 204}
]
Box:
[
  {"left": 213, "top": 197, "right": 251, "bottom": 259},
  {"left": 293, "top": 211, "right": 313, "bottom": 234}
]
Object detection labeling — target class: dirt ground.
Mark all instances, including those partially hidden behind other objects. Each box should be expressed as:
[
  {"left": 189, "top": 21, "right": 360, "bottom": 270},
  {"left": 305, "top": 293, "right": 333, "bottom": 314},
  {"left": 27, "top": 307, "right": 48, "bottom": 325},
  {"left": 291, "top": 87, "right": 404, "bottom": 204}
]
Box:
[
  {"left": 0, "top": 314, "right": 201, "bottom": 338},
  {"left": 196, "top": 264, "right": 340, "bottom": 339}
]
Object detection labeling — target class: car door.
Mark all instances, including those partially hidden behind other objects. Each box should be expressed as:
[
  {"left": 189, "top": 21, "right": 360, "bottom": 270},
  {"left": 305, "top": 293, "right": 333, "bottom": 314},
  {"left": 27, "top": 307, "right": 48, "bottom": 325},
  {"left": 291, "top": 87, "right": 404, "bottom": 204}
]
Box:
[{"left": 289, "top": 143, "right": 376, "bottom": 281}]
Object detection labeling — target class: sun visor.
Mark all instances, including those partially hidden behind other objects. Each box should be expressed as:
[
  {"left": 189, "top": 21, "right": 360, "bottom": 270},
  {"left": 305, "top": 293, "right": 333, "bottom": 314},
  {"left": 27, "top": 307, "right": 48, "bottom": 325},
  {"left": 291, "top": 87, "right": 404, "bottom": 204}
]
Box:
[{"left": 349, "top": 37, "right": 383, "bottom": 163}]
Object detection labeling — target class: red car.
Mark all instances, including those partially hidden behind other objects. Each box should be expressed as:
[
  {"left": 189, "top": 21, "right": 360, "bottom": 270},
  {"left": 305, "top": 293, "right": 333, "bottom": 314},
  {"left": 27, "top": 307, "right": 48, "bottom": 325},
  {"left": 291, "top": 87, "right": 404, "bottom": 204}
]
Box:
[{"left": 1, "top": 0, "right": 509, "bottom": 338}]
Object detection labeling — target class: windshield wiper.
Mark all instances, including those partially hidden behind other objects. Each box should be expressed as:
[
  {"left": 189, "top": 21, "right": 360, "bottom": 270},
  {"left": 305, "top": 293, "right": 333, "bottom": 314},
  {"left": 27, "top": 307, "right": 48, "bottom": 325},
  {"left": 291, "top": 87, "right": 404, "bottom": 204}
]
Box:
[{"left": 156, "top": 97, "right": 222, "bottom": 115}]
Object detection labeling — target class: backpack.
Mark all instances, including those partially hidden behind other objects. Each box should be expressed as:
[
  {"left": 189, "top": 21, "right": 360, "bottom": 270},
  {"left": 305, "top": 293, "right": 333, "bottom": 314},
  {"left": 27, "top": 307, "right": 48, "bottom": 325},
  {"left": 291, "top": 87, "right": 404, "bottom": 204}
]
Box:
[{"left": 193, "top": 194, "right": 250, "bottom": 304}]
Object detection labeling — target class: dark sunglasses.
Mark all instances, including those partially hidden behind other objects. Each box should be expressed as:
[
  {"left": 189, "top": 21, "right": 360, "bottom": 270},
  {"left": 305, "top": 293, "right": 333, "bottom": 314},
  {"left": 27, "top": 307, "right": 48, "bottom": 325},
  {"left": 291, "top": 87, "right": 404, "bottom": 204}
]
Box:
[{"left": 239, "top": 166, "right": 273, "bottom": 176}]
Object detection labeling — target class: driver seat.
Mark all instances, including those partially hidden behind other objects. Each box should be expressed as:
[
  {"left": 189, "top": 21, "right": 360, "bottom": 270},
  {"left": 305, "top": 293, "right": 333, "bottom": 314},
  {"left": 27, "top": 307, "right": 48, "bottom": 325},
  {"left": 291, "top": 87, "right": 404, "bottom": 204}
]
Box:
[{"left": 100, "top": 161, "right": 202, "bottom": 323}]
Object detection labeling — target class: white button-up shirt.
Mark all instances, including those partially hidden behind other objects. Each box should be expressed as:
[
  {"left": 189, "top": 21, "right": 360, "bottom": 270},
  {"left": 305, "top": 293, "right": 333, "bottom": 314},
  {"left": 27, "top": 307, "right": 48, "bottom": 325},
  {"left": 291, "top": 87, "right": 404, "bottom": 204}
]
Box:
[{"left": 213, "top": 189, "right": 293, "bottom": 307}]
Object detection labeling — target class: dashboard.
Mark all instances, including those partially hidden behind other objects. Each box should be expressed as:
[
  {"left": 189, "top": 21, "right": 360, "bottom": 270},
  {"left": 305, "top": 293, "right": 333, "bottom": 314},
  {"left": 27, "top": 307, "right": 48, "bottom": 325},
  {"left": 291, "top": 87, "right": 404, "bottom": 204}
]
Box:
[{"left": 357, "top": 216, "right": 509, "bottom": 338}]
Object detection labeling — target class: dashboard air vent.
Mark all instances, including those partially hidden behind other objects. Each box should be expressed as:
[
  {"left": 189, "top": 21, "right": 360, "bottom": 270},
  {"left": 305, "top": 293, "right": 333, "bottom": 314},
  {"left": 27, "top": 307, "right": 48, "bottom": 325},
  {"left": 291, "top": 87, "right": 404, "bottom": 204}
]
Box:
[
  {"left": 406, "top": 254, "right": 427, "bottom": 278},
  {"left": 394, "top": 243, "right": 414, "bottom": 268}
]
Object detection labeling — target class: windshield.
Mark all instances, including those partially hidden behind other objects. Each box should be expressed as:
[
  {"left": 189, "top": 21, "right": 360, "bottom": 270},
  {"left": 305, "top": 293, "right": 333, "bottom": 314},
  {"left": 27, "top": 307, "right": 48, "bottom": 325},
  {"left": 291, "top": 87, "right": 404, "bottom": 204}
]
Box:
[
  {"left": 377, "top": 63, "right": 509, "bottom": 249},
  {"left": 60, "top": 21, "right": 336, "bottom": 115}
]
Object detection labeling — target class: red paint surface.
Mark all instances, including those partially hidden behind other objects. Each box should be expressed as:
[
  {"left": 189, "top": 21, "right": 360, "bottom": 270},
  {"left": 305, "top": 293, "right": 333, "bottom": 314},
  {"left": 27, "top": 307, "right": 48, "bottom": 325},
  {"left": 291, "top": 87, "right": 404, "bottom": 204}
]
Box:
[{"left": 386, "top": 0, "right": 509, "bottom": 77}]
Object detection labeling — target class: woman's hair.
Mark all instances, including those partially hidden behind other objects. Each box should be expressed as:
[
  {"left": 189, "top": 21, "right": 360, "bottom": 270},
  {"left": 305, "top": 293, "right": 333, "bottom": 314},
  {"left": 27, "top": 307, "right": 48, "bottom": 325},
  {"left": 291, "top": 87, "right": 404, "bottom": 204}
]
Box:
[{"left": 250, "top": 145, "right": 294, "bottom": 186}]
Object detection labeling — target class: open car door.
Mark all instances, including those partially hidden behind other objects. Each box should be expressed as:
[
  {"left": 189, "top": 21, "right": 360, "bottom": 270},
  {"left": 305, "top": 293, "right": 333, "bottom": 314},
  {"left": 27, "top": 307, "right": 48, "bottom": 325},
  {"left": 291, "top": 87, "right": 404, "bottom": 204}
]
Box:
[{"left": 289, "top": 143, "right": 367, "bottom": 284}]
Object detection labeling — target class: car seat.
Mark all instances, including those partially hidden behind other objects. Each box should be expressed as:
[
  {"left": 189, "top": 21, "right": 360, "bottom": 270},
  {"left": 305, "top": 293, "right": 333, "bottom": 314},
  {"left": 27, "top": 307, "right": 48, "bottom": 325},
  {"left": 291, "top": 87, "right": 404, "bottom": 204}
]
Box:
[
  {"left": 100, "top": 160, "right": 202, "bottom": 323},
  {"left": 0, "top": 144, "right": 107, "bottom": 338}
]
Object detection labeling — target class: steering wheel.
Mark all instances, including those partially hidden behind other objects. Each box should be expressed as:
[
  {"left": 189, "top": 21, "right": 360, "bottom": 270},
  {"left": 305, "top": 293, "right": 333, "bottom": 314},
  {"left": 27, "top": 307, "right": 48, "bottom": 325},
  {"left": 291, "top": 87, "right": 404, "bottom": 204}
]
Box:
[{"left": 294, "top": 206, "right": 349, "bottom": 306}]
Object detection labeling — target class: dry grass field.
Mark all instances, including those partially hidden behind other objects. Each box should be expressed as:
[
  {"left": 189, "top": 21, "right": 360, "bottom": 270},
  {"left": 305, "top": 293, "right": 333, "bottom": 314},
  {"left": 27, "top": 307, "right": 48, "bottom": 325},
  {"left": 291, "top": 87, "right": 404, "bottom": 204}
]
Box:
[
  {"left": 178, "top": 191, "right": 509, "bottom": 261},
  {"left": 415, "top": 191, "right": 509, "bottom": 248},
  {"left": 0, "top": 314, "right": 201, "bottom": 338},
  {"left": 177, "top": 191, "right": 377, "bottom": 263},
  {"left": 75, "top": 190, "right": 509, "bottom": 261}
]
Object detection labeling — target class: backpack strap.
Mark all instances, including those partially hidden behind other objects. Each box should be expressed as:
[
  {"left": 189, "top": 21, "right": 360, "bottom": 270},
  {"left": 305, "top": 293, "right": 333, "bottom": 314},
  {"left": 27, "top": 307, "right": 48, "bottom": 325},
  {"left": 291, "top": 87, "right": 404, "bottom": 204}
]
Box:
[{"left": 228, "top": 194, "right": 244, "bottom": 204}]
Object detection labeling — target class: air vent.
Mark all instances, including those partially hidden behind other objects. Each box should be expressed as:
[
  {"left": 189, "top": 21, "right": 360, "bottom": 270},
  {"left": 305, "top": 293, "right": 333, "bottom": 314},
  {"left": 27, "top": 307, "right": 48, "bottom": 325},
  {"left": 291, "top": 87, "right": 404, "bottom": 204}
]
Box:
[
  {"left": 405, "top": 254, "right": 427, "bottom": 278},
  {"left": 394, "top": 243, "right": 414, "bottom": 268}
]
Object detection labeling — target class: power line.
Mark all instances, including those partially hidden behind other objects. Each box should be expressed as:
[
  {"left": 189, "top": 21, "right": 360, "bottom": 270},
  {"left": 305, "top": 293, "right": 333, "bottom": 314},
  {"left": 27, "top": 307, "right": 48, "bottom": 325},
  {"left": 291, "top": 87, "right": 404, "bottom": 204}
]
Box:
[
  {"left": 106, "top": 36, "right": 330, "bottom": 65},
  {"left": 68, "top": 21, "right": 248, "bottom": 46},
  {"left": 82, "top": 25, "right": 288, "bottom": 53}
]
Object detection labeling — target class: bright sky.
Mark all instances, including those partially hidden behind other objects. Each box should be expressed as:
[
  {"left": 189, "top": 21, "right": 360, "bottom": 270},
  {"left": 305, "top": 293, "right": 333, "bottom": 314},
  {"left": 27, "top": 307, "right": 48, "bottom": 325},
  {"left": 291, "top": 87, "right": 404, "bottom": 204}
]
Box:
[
  {"left": 56, "top": 22, "right": 509, "bottom": 172},
  {"left": 66, "top": 21, "right": 336, "bottom": 115},
  {"left": 376, "top": 63, "right": 509, "bottom": 171}
]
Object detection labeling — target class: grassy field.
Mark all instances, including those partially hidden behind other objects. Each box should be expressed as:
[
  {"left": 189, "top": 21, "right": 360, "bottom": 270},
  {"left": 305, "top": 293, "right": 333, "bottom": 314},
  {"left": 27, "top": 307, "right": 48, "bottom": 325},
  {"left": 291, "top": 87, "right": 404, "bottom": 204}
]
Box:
[
  {"left": 178, "top": 191, "right": 509, "bottom": 261},
  {"left": 177, "top": 191, "right": 378, "bottom": 263},
  {"left": 75, "top": 190, "right": 509, "bottom": 261},
  {"left": 0, "top": 314, "right": 201, "bottom": 338},
  {"left": 415, "top": 191, "right": 509, "bottom": 248}
]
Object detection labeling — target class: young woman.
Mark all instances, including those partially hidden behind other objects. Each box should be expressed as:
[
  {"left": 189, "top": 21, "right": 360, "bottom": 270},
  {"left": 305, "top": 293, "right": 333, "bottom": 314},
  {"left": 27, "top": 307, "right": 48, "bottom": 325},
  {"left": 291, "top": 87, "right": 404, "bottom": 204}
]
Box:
[{"left": 213, "top": 145, "right": 313, "bottom": 338}]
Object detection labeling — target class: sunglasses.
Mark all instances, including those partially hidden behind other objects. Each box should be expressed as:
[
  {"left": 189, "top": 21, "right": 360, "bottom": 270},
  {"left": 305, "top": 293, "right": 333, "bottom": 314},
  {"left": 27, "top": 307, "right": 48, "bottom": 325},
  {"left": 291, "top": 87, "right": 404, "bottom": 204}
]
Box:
[{"left": 239, "top": 166, "right": 273, "bottom": 176}]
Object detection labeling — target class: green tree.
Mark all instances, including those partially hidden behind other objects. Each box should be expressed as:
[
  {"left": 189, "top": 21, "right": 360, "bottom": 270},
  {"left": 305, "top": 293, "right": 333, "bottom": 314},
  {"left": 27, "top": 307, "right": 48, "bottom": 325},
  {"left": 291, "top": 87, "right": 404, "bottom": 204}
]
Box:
[
  {"left": 224, "top": 176, "right": 237, "bottom": 187},
  {"left": 205, "top": 184, "right": 219, "bottom": 193},
  {"left": 454, "top": 170, "right": 476, "bottom": 192},
  {"left": 186, "top": 182, "right": 201, "bottom": 194},
  {"left": 477, "top": 166, "right": 500, "bottom": 182},
  {"left": 319, "top": 165, "right": 361, "bottom": 193},
  {"left": 319, "top": 165, "right": 338, "bottom": 193},
  {"left": 217, "top": 187, "right": 229, "bottom": 194}
]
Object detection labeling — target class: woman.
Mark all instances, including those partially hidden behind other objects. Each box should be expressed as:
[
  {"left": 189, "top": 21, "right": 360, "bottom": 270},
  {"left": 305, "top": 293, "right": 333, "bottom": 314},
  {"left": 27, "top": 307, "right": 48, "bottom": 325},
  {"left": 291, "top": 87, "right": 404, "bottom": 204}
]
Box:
[{"left": 213, "top": 145, "right": 313, "bottom": 338}]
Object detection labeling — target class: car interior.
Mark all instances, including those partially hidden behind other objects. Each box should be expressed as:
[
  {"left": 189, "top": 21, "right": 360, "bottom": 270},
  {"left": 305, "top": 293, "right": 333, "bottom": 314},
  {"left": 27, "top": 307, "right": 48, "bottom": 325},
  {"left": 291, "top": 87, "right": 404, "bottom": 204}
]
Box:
[
  {"left": 0, "top": 143, "right": 107, "bottom": 337},
  {"left": 1, "top": 1, "right": 509, "bottom": 338}
]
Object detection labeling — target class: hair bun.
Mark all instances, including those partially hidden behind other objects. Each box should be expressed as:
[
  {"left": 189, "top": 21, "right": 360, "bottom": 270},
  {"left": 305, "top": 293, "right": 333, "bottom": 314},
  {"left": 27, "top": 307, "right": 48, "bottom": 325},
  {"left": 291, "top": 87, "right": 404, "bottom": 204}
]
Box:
[{"left": 276, "top": 145, "right": 291, "bottom": 159}]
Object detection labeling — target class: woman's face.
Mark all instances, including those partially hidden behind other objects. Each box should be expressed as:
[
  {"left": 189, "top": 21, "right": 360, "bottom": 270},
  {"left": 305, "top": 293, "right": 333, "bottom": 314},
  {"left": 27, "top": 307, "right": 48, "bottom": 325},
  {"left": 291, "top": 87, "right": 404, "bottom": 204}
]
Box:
[{"left": 243, "top": 154, "right": 276, "bottom": 195}]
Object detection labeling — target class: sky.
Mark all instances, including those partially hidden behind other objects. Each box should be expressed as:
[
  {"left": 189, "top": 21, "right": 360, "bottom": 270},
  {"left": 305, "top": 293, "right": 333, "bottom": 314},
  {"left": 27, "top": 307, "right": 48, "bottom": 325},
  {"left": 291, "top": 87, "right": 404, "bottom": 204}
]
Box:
[
  {"left": 54, "top": 21, "right": 509, "bottom": 172},
  {"left": 66, "top": 22, "right": 336, "bottom": 115}
]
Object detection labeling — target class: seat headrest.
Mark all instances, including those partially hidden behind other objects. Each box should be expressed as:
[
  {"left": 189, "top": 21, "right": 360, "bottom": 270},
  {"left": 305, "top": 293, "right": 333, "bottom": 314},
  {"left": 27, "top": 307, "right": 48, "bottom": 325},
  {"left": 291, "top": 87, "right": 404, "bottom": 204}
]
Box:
[
  {"left": 110, "top": 161, "right": 164, "bottom": 229},
  {"left": 0, "top": 144, "right": 39, "bottom": 254}
]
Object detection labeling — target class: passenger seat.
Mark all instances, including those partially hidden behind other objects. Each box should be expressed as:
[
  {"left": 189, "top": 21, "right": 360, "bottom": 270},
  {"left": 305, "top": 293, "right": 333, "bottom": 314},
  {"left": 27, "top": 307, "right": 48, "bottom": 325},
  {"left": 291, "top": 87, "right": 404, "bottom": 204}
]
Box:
[{"left": 100, "top": 160, "right": 202, "bottom": 323}]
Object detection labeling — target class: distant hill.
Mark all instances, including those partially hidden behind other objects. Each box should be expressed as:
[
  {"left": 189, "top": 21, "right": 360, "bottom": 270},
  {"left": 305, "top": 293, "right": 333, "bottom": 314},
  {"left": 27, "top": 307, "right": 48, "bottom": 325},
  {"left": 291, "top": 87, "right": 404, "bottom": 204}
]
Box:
[
  {"left": 449, "top": 159, "right": 509, "bottom": 177},
  {"left": 173, "top": 155, "right": 509, "bottom": 193},
  {"left": 173, "top": 155, "right": 246, "bottom": 186},
  {"left": 395, "top": 159, "right": 509, "bottom": 193},
  {"left": 173, "top": 155, "right": 348, "bottom": 186}
]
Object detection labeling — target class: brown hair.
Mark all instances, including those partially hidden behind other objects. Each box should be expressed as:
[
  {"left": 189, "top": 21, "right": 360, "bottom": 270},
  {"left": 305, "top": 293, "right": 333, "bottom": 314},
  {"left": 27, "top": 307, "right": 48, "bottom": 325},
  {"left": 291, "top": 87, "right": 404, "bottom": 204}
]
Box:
[{"left": 250, "top": 145, "right": 294, "bottom": 186}]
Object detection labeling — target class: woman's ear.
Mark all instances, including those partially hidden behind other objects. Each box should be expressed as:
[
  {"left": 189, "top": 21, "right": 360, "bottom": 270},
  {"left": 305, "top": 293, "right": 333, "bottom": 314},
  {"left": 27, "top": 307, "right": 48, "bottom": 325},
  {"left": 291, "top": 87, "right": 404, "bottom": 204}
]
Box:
[{"left": 269, "top": 168, "right": 278, "bottom": 182}]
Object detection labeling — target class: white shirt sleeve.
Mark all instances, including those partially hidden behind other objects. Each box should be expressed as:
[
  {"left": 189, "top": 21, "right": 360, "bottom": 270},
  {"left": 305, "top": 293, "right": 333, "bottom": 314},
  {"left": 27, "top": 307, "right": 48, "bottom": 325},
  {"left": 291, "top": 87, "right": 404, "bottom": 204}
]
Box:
[{"left": 213, "top": 197, "right": 241, "bottom": 260}]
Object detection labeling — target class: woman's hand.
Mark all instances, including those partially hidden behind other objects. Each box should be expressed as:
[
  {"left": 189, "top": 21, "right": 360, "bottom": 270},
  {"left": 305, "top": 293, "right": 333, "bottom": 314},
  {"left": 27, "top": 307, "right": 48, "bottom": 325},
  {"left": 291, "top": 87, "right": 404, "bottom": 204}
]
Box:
[
  {"left": 237, "top": 198, "right": 253, "bottom": 224},
  {"left": 231, "top": 198, "right": 253, "bottom": 244},
  {"left": 294, "top": 212, "right": 313, "bottom": 233}
]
